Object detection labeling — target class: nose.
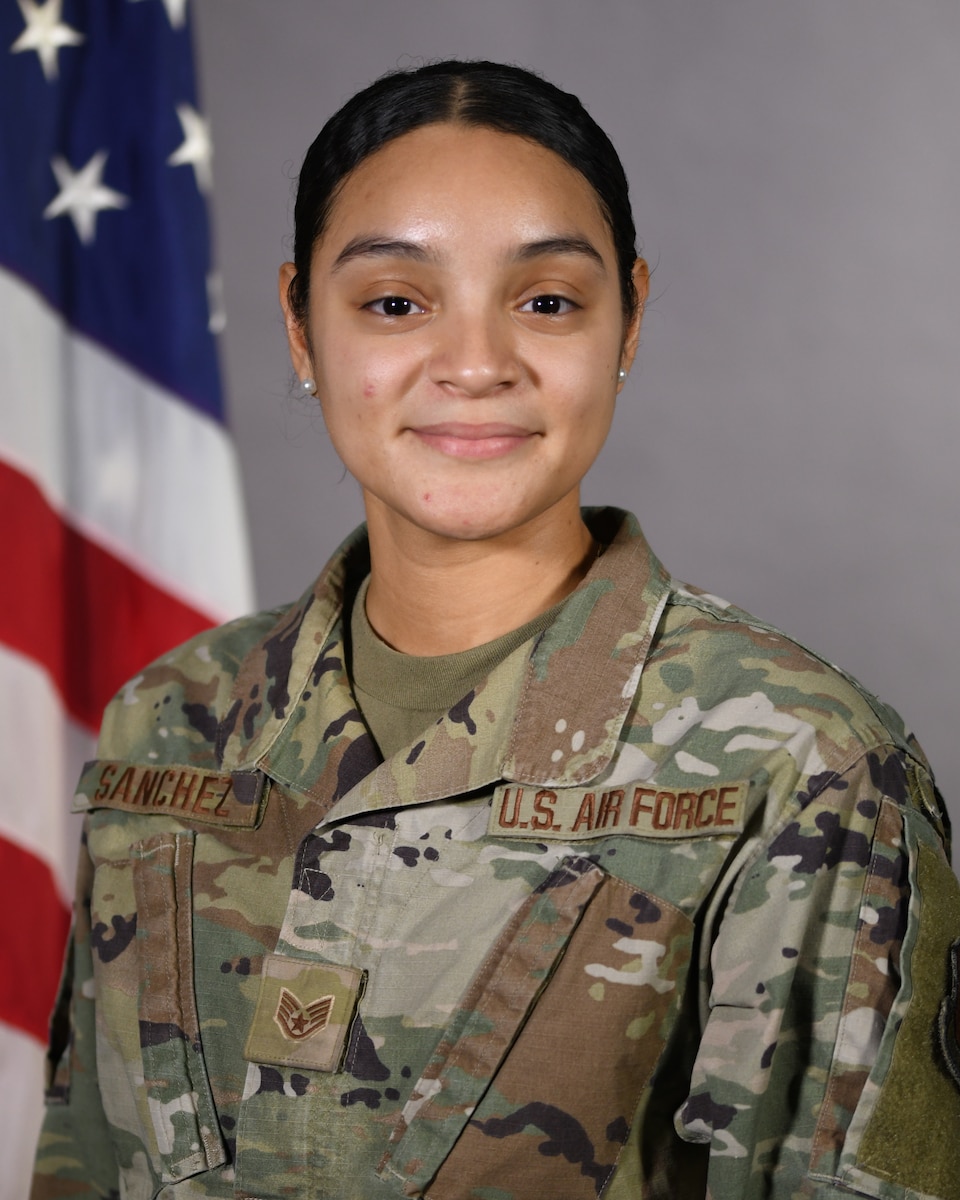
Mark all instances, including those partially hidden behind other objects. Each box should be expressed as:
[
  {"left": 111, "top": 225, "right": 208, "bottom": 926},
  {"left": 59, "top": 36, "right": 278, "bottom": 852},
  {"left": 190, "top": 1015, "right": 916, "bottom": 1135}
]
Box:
[{"left": 427, "top": 307, "right": 521, "bottom": 397}]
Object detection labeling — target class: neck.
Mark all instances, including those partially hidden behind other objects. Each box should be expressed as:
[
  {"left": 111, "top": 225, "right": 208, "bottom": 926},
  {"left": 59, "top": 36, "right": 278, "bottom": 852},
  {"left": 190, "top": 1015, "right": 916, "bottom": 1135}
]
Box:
[{"left": 362, "top": 497, "right": 595, "bottom": 655}]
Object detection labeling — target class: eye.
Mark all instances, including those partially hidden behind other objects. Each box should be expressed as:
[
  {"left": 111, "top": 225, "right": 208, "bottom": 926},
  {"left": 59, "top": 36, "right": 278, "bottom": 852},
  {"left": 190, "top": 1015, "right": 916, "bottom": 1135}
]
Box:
[
  {"left": 519, "top": 294, "right": 577, "bottom": 315},
  {"left": 365, "top": 295, "right": 425, "bottom": 317}
]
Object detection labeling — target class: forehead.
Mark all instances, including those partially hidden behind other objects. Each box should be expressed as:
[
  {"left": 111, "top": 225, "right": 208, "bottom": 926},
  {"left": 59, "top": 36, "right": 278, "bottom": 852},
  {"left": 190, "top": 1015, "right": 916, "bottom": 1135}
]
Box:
[{"left": 319, "top": 123, "right": 613, "bottom": 254}]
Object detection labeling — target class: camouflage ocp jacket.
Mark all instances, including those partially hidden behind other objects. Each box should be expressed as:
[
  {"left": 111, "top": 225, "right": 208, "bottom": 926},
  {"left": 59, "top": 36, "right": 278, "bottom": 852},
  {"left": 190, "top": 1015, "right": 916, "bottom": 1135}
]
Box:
[{"left": 33, "top": 509, "right": 960, "bottom": 1200}]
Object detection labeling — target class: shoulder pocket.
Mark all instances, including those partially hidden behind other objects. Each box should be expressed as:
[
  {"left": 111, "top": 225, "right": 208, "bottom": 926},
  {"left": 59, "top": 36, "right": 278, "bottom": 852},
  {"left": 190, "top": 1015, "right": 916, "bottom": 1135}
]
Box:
[{"left": 378, "top": 856, "right": 694, "bottom": 1199}]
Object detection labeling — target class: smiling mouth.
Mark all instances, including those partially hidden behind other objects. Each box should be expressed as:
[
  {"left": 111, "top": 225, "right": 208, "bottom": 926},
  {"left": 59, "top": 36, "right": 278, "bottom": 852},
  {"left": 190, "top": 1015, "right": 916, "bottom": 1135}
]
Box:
[{"left": 411, "top": 422, "right": 535, "bottom": 460}]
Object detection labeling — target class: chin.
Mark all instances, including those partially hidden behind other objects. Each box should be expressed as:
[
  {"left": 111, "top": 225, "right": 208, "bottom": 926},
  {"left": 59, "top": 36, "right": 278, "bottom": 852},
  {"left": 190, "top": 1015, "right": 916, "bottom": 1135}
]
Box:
[
  {"left": 406, "top": 498, "right": 560, "bottom": 545},
  {"left": 417, "top": 515, "right": 510, "bottom": 543}
]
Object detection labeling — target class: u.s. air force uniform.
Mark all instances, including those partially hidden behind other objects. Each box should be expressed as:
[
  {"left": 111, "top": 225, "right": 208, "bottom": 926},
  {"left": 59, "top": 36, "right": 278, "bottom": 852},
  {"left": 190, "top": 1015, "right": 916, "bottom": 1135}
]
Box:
[{"left": 32, "top": 508, "right": 960, "bottom": 1199}]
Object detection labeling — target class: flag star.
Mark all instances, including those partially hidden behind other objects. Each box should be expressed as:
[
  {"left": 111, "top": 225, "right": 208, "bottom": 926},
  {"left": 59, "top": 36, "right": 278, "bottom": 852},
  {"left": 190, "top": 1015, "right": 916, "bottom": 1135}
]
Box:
[
  {"left": 167, "top": 103, "right": 213, "bottom": 193},
  {"left": 10, "top": 0, "right": 84, "bottom": 82},
  {"left": 43, "top": 151, "right": 129, "bottom": 244},
  {"left": 127, "top": 0, "right": 188, "bottom": 30},
  {"left": 161, "top": 0, "right": 188, "bottom": 27},
  {"left": 206, "top": 272, "right": 227, "bottom": 334}
]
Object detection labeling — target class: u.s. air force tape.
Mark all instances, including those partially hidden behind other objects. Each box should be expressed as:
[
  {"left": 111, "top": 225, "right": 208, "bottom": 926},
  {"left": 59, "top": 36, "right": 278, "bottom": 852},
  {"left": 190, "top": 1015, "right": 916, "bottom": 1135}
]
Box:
[
  {"left": 488, "top": 780, "right": 747, "bottom": 840},
  {"left": 73, "top": 759, "right": 267, "bottom": 829}
]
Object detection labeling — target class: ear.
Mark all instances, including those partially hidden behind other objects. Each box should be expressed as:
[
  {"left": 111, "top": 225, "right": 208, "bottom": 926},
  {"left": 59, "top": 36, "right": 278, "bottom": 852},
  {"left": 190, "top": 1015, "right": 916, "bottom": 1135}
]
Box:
[
  {"left": 278, "top": 262, "right": 313, "bottom": 381},
  {"left": 618, "top": 258, "right": 650, "bottom": 382}
]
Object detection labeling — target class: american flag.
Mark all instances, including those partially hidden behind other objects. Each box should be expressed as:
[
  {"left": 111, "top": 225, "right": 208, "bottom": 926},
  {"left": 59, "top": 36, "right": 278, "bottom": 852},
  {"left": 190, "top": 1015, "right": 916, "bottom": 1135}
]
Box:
[{"left": 0, "top": 1, "right": 253, "bottom": 1193}]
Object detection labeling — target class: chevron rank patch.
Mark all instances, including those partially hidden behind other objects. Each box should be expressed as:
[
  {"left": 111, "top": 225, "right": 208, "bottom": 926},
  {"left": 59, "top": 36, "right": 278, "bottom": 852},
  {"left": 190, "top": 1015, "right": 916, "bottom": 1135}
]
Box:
[
  {"left": 275, "top": 987, "right": 334, "bottom": 1041},
  {"left": 489, "top": 780, "right": 747, "bottom": 840},
  {"left": 245, "top": 954, "right": 364, "bottom": 1073}
]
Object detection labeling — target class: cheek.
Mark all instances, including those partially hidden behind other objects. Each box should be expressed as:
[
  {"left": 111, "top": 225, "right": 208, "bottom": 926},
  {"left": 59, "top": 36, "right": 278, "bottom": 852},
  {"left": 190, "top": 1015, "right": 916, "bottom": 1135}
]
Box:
[
  {"left": 558, "top": 368, "right": 616, "bottom": 440},
  {"left": 319, "top": 388, "right": 388, "bottom": 479}
]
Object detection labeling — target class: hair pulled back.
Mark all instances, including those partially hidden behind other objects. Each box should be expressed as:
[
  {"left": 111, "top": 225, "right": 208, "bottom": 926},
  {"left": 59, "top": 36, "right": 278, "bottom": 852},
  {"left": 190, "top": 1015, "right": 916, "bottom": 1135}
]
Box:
[{"left": 289, "top": 60, "right": 638, "bottom": 322}]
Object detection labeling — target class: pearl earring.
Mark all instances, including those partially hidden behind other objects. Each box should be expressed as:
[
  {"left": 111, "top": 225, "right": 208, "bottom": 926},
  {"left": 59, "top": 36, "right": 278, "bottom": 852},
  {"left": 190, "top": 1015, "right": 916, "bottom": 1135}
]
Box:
[
  {"left": 618, "top": 368, "right": 627, "bottom": 382},
  {"left": 301, "top": 378, "right": 316, "bottom": 395}
]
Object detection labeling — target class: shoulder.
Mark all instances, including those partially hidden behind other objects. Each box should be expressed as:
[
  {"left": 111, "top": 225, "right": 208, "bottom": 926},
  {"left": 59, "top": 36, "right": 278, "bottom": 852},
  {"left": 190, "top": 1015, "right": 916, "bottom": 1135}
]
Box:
[
  {"left": 621, "top": 575, "right": 951, "bottom": 854},
  {"left": 88, "top": 523, "right": 370, "bottom": 779},
  {"left": 656, "top": 579, "right": 927, "bottom": 772},
  {"left": 95, "top": 603, "right": 291, "bottom": 768}
]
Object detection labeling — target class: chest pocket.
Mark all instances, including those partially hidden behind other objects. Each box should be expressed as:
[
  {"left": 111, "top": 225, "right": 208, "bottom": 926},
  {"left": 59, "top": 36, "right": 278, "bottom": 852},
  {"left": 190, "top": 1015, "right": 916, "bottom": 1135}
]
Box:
[
  {"left": 90, "top": 830, "right": 226, "bottom": 1189},
  {"left": 377, "top": 858, "right": 695, "bottom": 1199}
]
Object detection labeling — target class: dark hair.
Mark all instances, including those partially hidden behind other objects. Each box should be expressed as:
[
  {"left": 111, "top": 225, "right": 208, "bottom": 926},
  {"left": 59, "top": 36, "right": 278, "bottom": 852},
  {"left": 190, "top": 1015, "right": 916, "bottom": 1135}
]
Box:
[{"left": 289, "top": 60, "right": 638, "bottom": 322}]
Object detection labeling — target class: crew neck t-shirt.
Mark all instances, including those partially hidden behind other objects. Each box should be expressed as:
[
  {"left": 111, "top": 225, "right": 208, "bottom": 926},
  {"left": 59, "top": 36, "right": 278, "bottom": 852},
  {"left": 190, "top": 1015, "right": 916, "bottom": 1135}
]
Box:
[{"left": 349, "top": 576, "right": 565, "bottom": 760}]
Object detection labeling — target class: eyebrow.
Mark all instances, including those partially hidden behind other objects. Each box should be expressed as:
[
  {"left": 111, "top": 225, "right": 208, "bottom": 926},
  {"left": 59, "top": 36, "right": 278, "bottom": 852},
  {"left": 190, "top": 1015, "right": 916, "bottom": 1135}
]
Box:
[
  {"left": 331, "top": 234, "right": 606, "bottom": 273},
  {"left": 512, "top": 237, "right": 606, "bottom": 270},
  {"left": 332, "top": 237, "right": 435, "bottom": 271}
]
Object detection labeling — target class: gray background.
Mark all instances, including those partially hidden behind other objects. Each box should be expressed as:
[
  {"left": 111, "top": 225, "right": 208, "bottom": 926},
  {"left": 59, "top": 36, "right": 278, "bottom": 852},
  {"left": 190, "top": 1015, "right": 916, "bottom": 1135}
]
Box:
[{"left": 191, "top": 0, "right": 959, "bottom": 828}]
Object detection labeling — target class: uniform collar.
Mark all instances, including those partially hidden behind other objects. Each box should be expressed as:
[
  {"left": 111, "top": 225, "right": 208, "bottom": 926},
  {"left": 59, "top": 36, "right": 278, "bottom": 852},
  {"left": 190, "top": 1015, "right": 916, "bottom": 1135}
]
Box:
[{"left": 220, "top": 508, "right": 671, "bottom": 823}]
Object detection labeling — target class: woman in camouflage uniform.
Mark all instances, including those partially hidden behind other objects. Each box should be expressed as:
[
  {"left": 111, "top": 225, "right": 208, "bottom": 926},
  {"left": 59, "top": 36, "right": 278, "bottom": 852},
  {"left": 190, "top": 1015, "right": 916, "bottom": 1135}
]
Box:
[{"left": 34, "top": 61, "right": 960, "bottom": 1199}]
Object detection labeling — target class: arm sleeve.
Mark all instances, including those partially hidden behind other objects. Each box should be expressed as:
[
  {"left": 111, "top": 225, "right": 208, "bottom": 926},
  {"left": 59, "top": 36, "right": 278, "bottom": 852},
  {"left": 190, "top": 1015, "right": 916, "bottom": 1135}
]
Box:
[
  {"left": 31, "top": 829, "right": 120, "bottom": 1199},
  {"left": 675, "top": 747, "right": 960, "bottom": 1200}
]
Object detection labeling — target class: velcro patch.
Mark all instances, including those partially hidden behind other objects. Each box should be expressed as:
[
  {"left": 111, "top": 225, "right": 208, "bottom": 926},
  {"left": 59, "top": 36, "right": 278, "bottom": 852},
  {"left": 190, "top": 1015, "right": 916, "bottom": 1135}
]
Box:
[
  {"left": 74, "top": 759, "right": 267, "bottom": 828},
  {"left": 245, "top": 955, "right": 364, "bottom": 1073},
  {"left": 489, "top": 781, "right": 747, "bottom": 841}
]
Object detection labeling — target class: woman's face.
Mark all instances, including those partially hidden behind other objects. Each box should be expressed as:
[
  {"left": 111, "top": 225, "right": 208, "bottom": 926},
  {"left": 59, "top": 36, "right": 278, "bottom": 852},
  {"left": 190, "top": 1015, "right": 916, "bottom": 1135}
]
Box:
[{"left": 281, "top": 122, "right": 647, "bottom": 547}]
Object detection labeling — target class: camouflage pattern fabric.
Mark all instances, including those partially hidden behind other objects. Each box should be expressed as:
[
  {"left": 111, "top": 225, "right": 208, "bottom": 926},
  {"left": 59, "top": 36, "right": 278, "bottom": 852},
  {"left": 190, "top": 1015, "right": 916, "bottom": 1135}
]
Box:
[{"left": 31, "top": 508, "right": 960, "bottom": 1199}]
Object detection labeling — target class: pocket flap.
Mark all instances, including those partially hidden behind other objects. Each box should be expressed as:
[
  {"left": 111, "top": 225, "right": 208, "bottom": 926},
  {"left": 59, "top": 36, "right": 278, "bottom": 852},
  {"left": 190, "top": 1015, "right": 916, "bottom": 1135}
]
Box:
[
  {"left": 379, "top": 863, "right": 694, "bottom": 1199},
  {"left": 378, "top": 857, "right": 604, "bottom": 1190},
  {"left": 132, "top": 832, "right": 226, "bottom": 1182}
]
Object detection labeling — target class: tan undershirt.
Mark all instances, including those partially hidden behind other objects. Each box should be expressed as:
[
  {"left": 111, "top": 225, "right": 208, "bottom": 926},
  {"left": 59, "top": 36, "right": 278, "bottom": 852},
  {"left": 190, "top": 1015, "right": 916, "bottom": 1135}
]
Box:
[{"left": 350, "top": 575, "right": 565, "bottom": 760}]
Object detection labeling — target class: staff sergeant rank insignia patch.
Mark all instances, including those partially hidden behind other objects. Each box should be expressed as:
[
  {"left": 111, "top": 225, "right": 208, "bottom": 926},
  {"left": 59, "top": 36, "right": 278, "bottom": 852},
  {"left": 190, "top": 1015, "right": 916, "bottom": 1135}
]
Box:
[
  {"left": 245, "top": 956, "right": 365, "bottom": 1073},
  {"left": 275, "top": 987, "right": 334, "bottom": 1041},
  {"left": 489, "top": 780, "right": 748, "bottom": 840}
]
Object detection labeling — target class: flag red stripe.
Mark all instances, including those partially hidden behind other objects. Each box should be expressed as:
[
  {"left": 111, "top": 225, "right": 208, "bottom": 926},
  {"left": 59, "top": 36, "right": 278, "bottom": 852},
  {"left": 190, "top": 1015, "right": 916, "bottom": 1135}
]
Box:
[
  {"left": 1, "top": 459, "right": 215, "bottom": 729},
  {"left": 0, "top": 836, "right": 71, "bottom": 1043}
]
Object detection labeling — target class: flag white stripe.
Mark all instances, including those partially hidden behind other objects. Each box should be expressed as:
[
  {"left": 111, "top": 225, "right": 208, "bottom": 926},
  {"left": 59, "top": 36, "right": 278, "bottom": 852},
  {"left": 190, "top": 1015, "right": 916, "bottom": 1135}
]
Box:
[
  {"left": 0, "top": 268, "right": 254, "bottom": 622},
  {"left": 0, "top": 644, "right": 90, "bottom": 896},
  {"left": 0, "top": 1024, "right": 46, "bottom": 1200}
]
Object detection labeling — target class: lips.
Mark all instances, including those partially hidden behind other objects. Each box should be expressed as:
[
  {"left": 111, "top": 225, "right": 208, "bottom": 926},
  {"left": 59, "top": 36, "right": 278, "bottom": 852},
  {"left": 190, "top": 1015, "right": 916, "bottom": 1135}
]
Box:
[{"left": 410, "top": 421, "right": 535, "bottom": 459}]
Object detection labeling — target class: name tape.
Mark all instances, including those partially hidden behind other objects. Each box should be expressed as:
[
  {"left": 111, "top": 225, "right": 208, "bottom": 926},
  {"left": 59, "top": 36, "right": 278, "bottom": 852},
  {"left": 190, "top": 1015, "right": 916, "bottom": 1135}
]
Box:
[
  {"left": 75, "top": 760, "right": 267, "bottom": 829},
  {"left": 489, "top": 781, "right": 747, "bottom": 841}
]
